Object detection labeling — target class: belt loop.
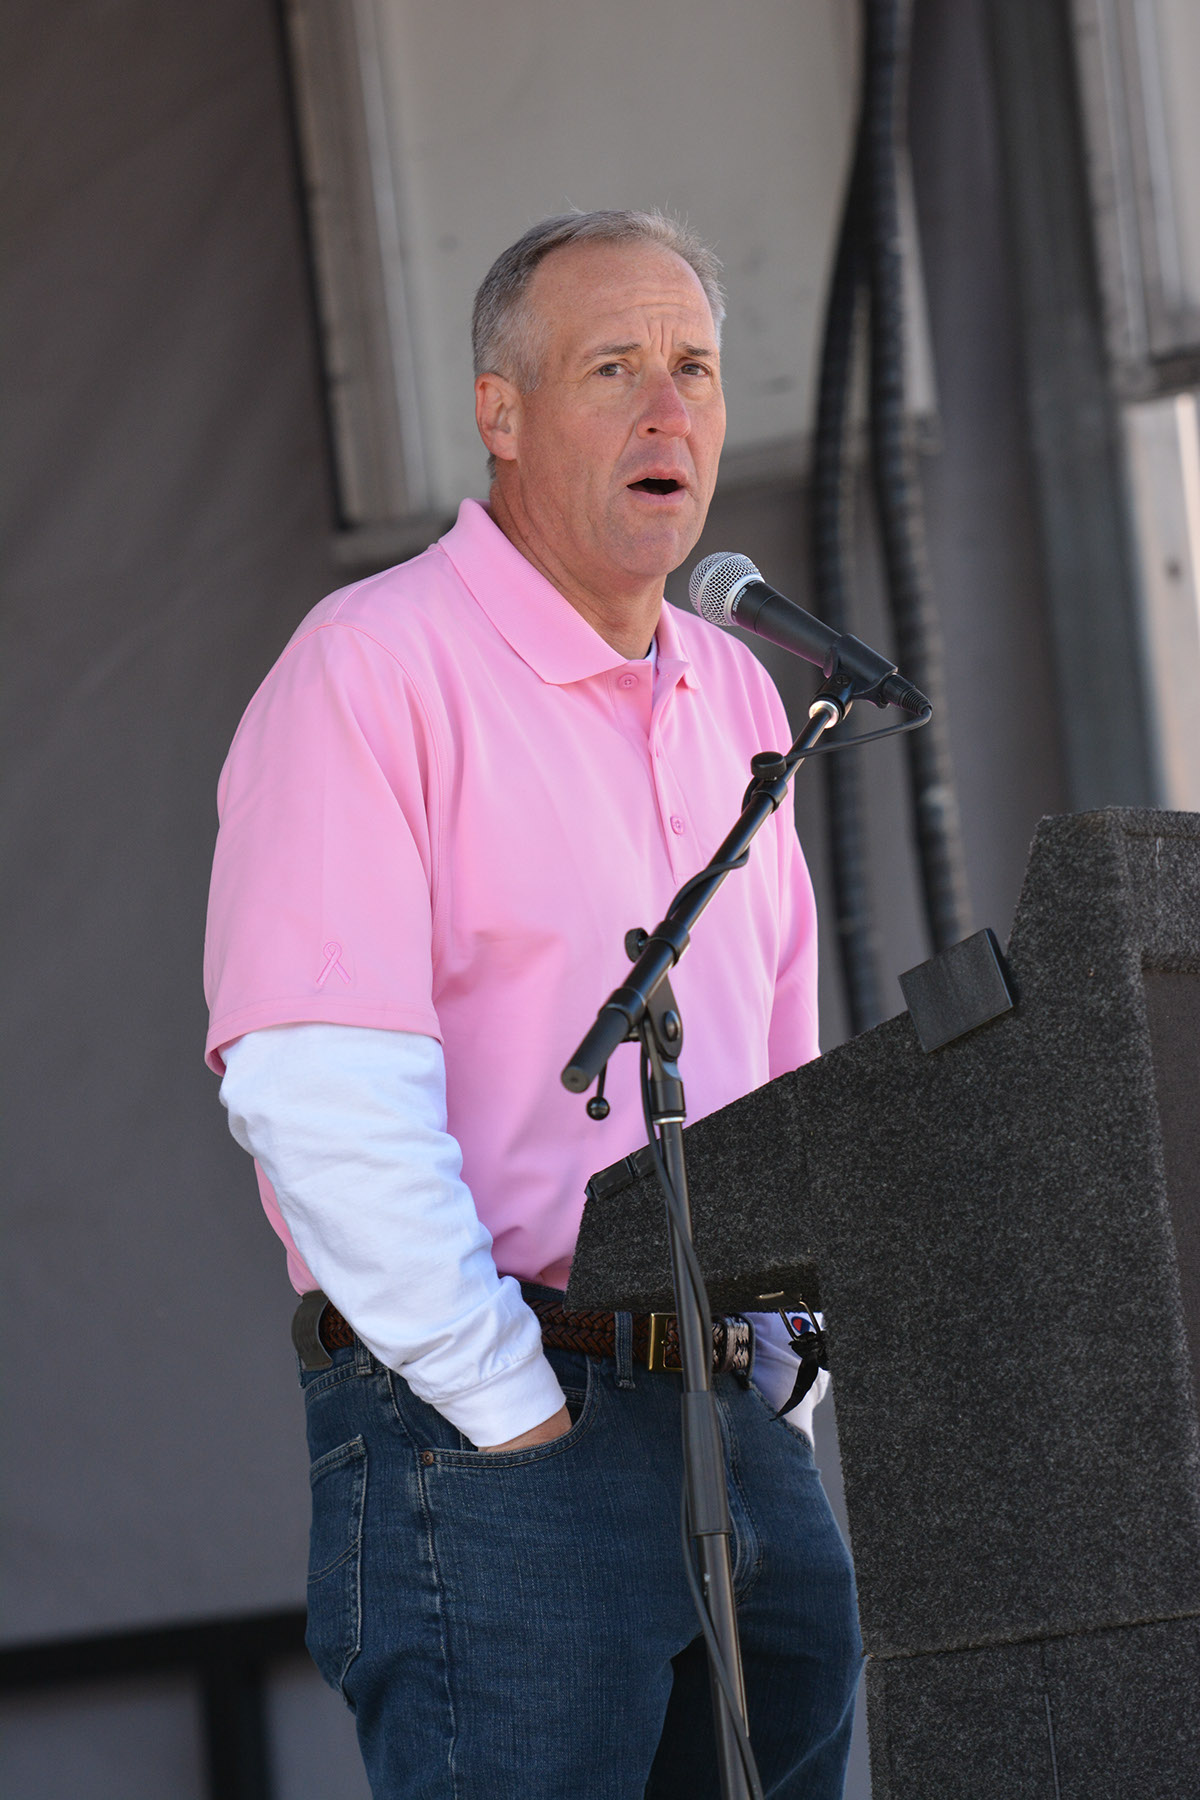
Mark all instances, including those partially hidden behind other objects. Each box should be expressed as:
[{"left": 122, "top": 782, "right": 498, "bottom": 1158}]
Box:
[
  {"left": 614, "top": 1310, "right": 636, "bottom": 1390},
  {"left": 354, "top": 1336, "right": 373, "bottom": 1377}
]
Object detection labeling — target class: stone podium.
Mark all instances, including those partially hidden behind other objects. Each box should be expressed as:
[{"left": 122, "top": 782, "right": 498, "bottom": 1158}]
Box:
[{"left": 567, "top": 808, "right": 1200, "bottom": 1798}]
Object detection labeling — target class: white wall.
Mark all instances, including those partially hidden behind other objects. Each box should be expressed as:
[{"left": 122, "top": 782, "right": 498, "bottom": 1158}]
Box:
[{"left": 290, "top": 0, "right": 935, "bottom": 528}]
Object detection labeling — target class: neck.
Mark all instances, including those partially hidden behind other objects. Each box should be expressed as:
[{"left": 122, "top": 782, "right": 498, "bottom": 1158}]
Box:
[{"left": 488, "top": 488, "right": 663, "bottom": 660}]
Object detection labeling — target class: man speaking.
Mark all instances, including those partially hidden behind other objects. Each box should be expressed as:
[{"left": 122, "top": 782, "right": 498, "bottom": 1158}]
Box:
[{"left": 204, "top": 210, "right": 861, "bottom": 1798}]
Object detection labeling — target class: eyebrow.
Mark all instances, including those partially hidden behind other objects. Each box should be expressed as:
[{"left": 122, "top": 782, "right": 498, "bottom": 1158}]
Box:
[{"left": 582, "top": 340, "right": 719, "bottom": 362}]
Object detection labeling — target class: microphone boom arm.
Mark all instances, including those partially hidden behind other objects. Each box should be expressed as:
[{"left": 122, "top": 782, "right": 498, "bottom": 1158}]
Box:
[{"left": 562, "top": 680, "right": 850, "bottom": 1091}]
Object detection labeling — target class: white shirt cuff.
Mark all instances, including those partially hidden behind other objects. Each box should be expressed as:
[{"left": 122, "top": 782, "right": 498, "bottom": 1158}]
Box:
[{"left": 431, "top": 1348, "right": 569, "bottom": 1445}]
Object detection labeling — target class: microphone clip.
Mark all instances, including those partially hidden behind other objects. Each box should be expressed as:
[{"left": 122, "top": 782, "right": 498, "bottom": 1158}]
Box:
[{"left": 742, "top": 750, "right": 790, "bottom": 813}]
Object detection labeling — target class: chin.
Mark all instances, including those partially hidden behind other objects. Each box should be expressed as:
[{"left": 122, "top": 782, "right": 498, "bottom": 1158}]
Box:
[{"left": 614, "top": 521, "right": 701, "bottom": 579}]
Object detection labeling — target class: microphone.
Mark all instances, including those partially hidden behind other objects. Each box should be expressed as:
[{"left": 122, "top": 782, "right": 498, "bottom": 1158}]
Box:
[{"left": 689, "top": 552, "right": 929, "bottom": 715}]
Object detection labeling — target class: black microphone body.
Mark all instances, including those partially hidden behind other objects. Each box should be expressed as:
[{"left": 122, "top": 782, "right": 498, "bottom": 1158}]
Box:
[{"left": 689, "top": 555, "right": 929, "bottom": 715}]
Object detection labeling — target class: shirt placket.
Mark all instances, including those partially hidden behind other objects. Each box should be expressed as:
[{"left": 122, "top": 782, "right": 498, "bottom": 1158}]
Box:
[
  {"left": 606, "top": 660, "right": 655, "bottom": 764},
  {"left": 648, "top": 680, "right": 695, "bottom": 883}
]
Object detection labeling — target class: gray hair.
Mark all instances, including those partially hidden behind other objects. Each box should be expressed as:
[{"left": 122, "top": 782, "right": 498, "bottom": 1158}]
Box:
[{"left": 472, "top": 209, "right": 725, "bottom": 393}]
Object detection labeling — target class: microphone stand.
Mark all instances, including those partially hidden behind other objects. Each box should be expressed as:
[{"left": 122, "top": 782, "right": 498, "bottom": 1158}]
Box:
[{"left": 562, "top": 672, "right": 859, "bottom": 1800}]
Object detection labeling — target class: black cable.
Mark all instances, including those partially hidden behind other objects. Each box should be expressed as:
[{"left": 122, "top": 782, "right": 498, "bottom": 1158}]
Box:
[
  {"left": 811, "top": 112, "right": 885, "bottom": 1035},
  {"left": 665, "top": 850, "right": 750, "bottom": 925},
  {"left": 663, "top": 703, "right": 927, "bottom": 932},
  {"left": 677, "top": 1487, "right": 766, "bottom": 1800},
  {"left": 811, "top": 0, "right": 974, "bottom": 1024},
  {"left": 811, "top": 132, "right": 869, "bottom": 644},
  {"left": 638, "top": 1051, "right": 715, "bottom": 1329},
  {"left": 787, "top": 706, "right": 932, "bottom": 755},
  {"left": 862, "top": 0, "right": 972, "bottom": 952}
]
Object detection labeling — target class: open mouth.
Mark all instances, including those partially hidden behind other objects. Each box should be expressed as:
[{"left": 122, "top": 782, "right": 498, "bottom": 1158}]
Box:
[{"left": 628, "top": 477, "right": 684, "bottom": 494}]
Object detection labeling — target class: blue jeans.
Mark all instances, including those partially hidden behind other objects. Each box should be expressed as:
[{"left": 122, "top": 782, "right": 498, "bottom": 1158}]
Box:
[{"left": 300, "top": 1304, "right": 862, "bottom": 1799}]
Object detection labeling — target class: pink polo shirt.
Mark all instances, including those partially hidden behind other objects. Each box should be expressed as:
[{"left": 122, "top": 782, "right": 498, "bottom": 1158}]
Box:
[{"left": 204, "top": 499, "right": 818, "bottom": 1290}]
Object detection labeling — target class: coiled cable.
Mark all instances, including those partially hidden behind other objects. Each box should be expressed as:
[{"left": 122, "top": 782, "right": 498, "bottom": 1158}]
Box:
[{"left": 810, "top": 0, "right": 972, "bottom": 1032}]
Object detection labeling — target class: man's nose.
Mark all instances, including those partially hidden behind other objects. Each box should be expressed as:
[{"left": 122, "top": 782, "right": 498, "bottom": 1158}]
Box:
[{"left": 637, "top": 370, "right": 690, "bottom": 437}]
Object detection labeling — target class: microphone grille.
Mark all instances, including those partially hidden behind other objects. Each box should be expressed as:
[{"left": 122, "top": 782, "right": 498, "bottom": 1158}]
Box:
[{"left": 688, "top": 552, "right": 761, "bottom": 626}]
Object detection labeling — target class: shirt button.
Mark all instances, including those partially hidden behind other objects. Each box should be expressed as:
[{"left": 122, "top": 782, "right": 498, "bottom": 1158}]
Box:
[
  {"left": 421, "top": 1451, "right": 435, "bottom": 1466},
  {"left": 670, "top": 815, "right": 686, "bottom": 835},
  {"left": 619, "top": 673, "right": 637, "bottom": 689}
]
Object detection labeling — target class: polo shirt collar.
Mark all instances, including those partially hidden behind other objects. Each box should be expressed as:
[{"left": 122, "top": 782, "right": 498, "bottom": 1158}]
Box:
[
  {"left": 439, "top": 499, "right": 699, "bottom": 689},
  {"left": 652, "top": 588, "right": 699, "bottom": 693}
]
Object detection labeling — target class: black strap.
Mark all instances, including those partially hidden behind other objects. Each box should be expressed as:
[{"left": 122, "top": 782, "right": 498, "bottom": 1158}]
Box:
[{"left": 774, "top": 1306, "right": 828, "bottom": 1418}]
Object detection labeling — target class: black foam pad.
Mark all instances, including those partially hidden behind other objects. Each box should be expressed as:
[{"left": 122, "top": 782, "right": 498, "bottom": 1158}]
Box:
[{"left": 866, "top": 1617, "right": 1200, "bottom": 1800}]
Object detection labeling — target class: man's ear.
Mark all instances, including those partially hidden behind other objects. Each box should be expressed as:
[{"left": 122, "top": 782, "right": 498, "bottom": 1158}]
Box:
[{"left": 475, "top": 372, "right": 521, "bottom": 463}]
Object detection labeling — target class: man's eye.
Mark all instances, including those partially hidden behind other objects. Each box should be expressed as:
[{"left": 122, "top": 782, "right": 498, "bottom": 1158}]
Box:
[
  {"left": 679, "top": 361, "right": 711, "bottom": 377},
  {"left": 595, "top": 362, "right": 623, "bottom": 377}
]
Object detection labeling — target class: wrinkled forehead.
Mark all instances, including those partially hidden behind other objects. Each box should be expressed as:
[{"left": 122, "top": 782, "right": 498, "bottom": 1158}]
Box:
[{"left": 527, "top": 240, "right": 719, "bottom": 367}]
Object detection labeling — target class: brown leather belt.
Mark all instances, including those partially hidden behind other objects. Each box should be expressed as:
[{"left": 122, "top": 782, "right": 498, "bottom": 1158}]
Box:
[
  {"left": 525, "top": 1294, "right": 753, "bottom": 1376},
  {"left": 314, "top": 1300, "right": 356, "bottom": 1356},
  {"left": 296, "top": 1291, "right": 753, "bottom": 1377}
]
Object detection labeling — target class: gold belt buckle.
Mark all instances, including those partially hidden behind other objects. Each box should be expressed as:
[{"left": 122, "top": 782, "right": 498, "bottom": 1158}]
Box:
[{"left": 646, "top": 1312, "right": 680, "bottom": 1373}]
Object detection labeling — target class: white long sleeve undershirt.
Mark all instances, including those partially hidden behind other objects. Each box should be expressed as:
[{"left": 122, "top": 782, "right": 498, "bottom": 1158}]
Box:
[{"left": 220, "top": 1022, "right": 826, "bottom": 1446}]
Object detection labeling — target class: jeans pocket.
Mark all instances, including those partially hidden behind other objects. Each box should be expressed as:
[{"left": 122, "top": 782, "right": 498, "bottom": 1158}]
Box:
[
  {"left": 428, "top": 1359, "right": 598, "bottom": 1468},
  {"left": 305, "top": 1434, "right": 367, "bottom": 1699}
]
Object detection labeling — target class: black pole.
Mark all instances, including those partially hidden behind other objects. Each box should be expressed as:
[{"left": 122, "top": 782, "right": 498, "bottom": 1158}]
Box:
[{"left": 642, "top": 1014, "right": 752, "bottom": 1800}]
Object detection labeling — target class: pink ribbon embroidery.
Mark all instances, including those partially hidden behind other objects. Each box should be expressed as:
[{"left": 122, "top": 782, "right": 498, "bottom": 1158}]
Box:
[{"left": 316, "top": 940, "right": 351, "bottom": 987}]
